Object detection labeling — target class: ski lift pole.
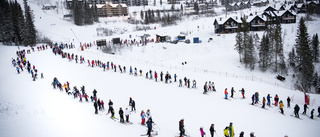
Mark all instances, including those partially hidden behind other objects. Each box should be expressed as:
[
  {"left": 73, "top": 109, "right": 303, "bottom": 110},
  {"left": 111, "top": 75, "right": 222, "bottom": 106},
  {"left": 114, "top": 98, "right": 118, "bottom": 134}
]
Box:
[{"left": 70, "top": 29, "right": 80, "bottom": 43}]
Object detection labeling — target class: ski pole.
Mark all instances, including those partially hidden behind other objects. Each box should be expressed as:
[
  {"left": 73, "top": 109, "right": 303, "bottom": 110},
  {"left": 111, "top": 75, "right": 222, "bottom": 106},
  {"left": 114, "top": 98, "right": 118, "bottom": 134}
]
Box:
[{"left": 153, "top": 122, "right": 160, "bottom": 130}]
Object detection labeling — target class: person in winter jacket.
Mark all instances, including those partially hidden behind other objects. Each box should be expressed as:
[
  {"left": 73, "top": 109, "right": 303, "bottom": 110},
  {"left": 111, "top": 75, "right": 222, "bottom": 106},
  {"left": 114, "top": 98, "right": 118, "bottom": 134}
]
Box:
[
  {"left": 229, "top": 122, "right": 234, "bottom": 137},
  {"left": 279, "top": 100, "right": 284, "bottom": 114},
  {"left": 119, "top": 108, "right": 124, "bottom": 123},
  {"left": 131, "top": 100, "right": 136, "bottom": 112},
  {"left": 302, "top": 103, "right": 309, "bottom": 115},
  {"left": 154, "top": 71, "right": 158, "bottom": 82},
  {"left": 224, "top": 88, "right": 228, "bottom": 99},
  {"left": 267, "top": 94, "right": 272, "bottom": 106},
  {"left": 254, "top": 92, "right": 259, "bottom": 104},
  {"left": 274, "top": 94, "right": 279, "bottom": 106},
  {"left": 141, "top": 110, "right": 146, "bottom": 125},
  {"left": 287, "top": 96, "right": 291, "bottom": 108},
  {"left": 179, "top": 79, "right": 182, "bottom": 87},
  {"left": 223, "top": 127, "right": 229, "bottom": 137},
  {"left": 97, "top": 99, "right": 102, "bottom": 110},
  {"left": 125, "top": 108, "right": 130, "bottom": 122},
  {"left": 294, "top": 104, "right": 300, "bottom": 118},
  {"left": 192, "top": 80, "right": 196, "bottom": 88},
  {"left": 179, "top": 119, "right": 185, "bottom": 137},
  {"left": 209, "top": 124, "right": 216, "bottom": 137},
  {"left": 262, "top": 97, "right": 266, "bottom": 108},
  {"left": 310, "top": 109, "right": 315, "bottom": 119},
  {"left": 231, "top": 87, "right": 235, "bottom": 98},
  {"left": 239, "top": 131, "right": 244, "bottom": 137},
  {"left": 94, "top": 101, "right": 98, "bottom": 114},
  {"left": 200, "top": 127, "right": 205, "bottom": 137},
  {"left": 146, "top": 116, "right": 153, "bottom": 137},
  {"left": 93, "top": 89, "right": 97, "bottom": 97},
  {"left": 203, "top": 82, "right": 208, "bottom": 94}
]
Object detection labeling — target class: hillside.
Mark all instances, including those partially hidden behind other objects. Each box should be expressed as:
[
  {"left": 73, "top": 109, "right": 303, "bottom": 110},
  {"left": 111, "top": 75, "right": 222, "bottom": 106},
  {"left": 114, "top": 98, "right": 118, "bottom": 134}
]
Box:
[{"left": 1, "top": 0, "right": 320, "bottom": 137}]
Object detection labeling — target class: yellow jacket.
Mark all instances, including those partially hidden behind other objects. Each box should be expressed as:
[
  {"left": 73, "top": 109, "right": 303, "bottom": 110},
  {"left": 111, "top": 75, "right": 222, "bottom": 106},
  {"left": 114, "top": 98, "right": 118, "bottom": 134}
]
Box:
[
  {"left": 224, "top": 129, "right": 229, "bottom": 137},
  {"left": 280, "top": 102, "right": 284, "bottom": 109}
]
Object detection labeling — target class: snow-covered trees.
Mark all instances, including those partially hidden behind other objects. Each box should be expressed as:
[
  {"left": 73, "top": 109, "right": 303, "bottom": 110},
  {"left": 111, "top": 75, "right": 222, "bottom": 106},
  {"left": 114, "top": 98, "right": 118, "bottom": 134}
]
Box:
[
  {"left": 294, "top": 17, "right": 315, "bottom": 92},
  {"left": 0, "top": 0, "right": 36, "bottom": 46}
]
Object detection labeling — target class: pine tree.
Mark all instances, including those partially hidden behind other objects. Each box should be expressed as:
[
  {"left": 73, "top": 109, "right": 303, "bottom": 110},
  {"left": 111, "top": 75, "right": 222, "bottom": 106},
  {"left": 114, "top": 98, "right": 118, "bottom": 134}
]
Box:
[
  {"left": 294, "top": 17, "right": 314, "bottom": 92},
  {"left": 73, "top": 0, "right": 83, "bottom": 26},
  {"left": 23, "top": 0, "right": 37, "bottom": 46},
  {"left": 234, "top": 24, "right": 243, "bottom": 62},
  {"left": 160, "top": 0, "right": 162, "bottom": 6},
  {"left": 311, "top": 33, "right": 319, "bottom": 62},
  {"left": 288, "top": 47, "right": 296, "bottom": 68},
  {"left": 273, "top": 19, "right": 287, "bottom": 74},
  {"left": 144, "top": 11, "right": 149, "bottom": 24},
  {"left": 246, "top": 34, "right": 256, "bottom": 70},
  {"left": 1, "top": 0, "right": 14, "bottom": 45},
  {"left": 92, "top": 3, "right": 99, "bottom": 22},
  {"left": 84, "top": 1, "right": 93, "bottom": 25},
  {"left": 140, "top": 10, "right": 144, "bottom": 20},
  {"left": 259, "top": 34, "right": 272, "bottom": 72},
  {"left": 194, "top": 2, "right": 199, "bottom": 14}
]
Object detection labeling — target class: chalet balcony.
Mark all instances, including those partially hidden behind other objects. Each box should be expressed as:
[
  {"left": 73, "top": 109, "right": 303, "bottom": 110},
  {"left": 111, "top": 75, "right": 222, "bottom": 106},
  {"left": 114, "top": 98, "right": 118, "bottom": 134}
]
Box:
[
  {"left": 225, "top": 25, "right": 238, "bottom": 29},
  {"left": 251, "top": 23, "right": 265, "bottom": 27},
  {"left": 282, "top": 16, "right": 295, "bottom": 20}
]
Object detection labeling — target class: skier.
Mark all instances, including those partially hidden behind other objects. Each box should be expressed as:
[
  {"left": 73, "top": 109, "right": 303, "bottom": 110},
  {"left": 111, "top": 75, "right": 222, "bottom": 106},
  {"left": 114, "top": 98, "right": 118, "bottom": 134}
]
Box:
[
  {"left": 184, "top": 77, "right": 187, "bottom": 86},
  {"left": 212, "top": 82, "right": 216, "bottom": 91},
  {"left": 231, "top": 87, "right": 235, "bottom": 98},
  {"left": 294, "top": 104, "right": 300, "bottom": 118},
  {"left": 302, "top": 103, "right": 309, "bottom": 115},
  {"left": 98, "top": 99, "right": 102, "bottom": 110},
  {"left": 154, "top": 71, "right": 158, "bottom": 82},
  {"left": 223, "top": 127, "right": 229, "bottom": 137},
  {"left": 125, "top": 108, "right": 130, "bottom": 122},
  {"left": 139, "top": 69, "right": 142, "bottom": 76},
  {"left": 254, "top": 92, "right": 259, "bottom": 104},
  {"left": 94, "top": 101, "right": 98, "bottom": 114},
  {"left": 179, "top": 79, "right": 182, "bottom": 87},
  {"left": 229, "top": 122, "right": 234, "bottom": 137},
  {"left": 84, "top": 94, "right": 89, "bottom": 102},
  {"left": 239, "top": 131, "right": 244, "bottom": 137},
  {"left": 129, "top": 97, "right": 133, "bottom": 107},
  {"left": 203, "top": 82, "right": 208, "bottom": 94},
  {"left": 279, "top": 100, "right": 284, "bottom": 114},
  {"left": 224, "top": 88, "right": 228, "bottom": 99},
  {"left": 251, "top": 94, "right": 255, "bottom": 105},
  {"left": 200, "top": 127, "right": 205, "bottom": 137},
  {"left": 146, "top": 116, "right": 153, "bottom": 137},
  {"left": 149, "top": 70, "right": 152, "bottom": 79},
  {"left": 310, "top": 109, "right": 315, "bottom": 119},
  {"left": 179, "top": 119, "right": 185, "bottom": 137},
  {"left": 208, "top": 81, "right": 212, "bottom": 91},
  {"left": 209, "top": 124, "right": 216, "bottom": 137},
  {"left": 79, "top": 94, "right": 82, "bottom": 102},
  {"left": 267, "top": 94, "right": 272, "bottom": 106},
  {"left": 192, "top": 80, "right": 196, "bottom": 88},
  {"left": 131, "top": 100, "right": 136, "bottom": 112},
  {"left": 187, "top": 79, "right": 190, "bottom": 88},
  {"left": 250, "top": 132, "right": 255, "bottom": 137},
  {"left": 160, "top": 71, "right": 163, "bottom": 81},
  {"left": 119, "top": 107, "right": 124, "bottom": 123},
  {"left": 16, "top": 67, "right": 20, "bottom": 74},
  {"left": 287, "top": 96, "right": 291, "bottom": 108},
  {"left": 274, "top": 94, "right": 279, "bottom": 106},
  {"left": 141, "top": 110, "right": 146, "bottom": 125},
  {"left": 91, "top": 89, "right": 97, "bottom": 97},
  {"left": 262, "top": 97, "right": 266, "bottom": 108},
  {"left": 174, "top": 74, "right": 177, "bottom": 82}
]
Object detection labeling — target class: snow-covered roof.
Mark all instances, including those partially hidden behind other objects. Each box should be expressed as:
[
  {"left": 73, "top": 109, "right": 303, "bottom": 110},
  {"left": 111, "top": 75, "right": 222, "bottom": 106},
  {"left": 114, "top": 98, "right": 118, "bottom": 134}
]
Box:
[
  {"left": 273, "top": 10, "right": 296, "bottom": 17},
  {"left": 246, "top": 15, "right": 266, "bottom": 22}
]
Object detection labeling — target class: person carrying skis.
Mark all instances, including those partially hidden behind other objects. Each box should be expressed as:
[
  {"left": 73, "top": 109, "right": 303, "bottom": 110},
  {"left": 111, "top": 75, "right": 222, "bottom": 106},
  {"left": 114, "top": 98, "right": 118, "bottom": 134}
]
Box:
[
  {"left": 223, "top": 127, "right": 229, "bottom": 137},
  {"left": 179, "top": 119, "right": 185, "bottom": 137},
  {"left": 229, "top": 122, "right": 234, "bottom": 137},
  {"left": 279, "top": 100, "right": 284, "bottom": 114},
  {"left": 302, "top": 103, "right": 309, "bottom": 115},
  {"left": 287, "top": 96, "right": 291, "bottom": 108},
  {"left": 94, "top": 101, "right": 98, "bottom": 114},
  {"left": 224, "top": 88, "right": 228, "bottom": 99},
  {"left": 310, "top": 109, "right": 315, "bottom": 119},
  {"left": 119, "top": 107, "right": 124, "bottom": 123},
  {"left": 294, "top": 104, "right": 300, "bottom": 118},
  {"left": 200, "top": 127, "right": 205, "bottom": 137},
  {"left": 141, "top": 110, "right": 146, "bottom": 125},
  {"left": 274, "top": 94, "right": 279, "bottom": 106},
  {"left": 231, "top": 87, "right": 235, "bottom": 98},
  {"left": 209, "top": 124, "right": 216, "bottom": 137}
]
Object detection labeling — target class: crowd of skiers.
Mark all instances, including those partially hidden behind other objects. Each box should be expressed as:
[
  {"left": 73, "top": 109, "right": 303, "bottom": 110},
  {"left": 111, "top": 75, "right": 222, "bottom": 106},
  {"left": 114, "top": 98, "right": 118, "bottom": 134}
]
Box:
[
  {"left": 12, "top": 48, "right": 44, "bottom": 81},
  {"left": 13, "top": 45, "right": 320, "bottom": 137}
]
